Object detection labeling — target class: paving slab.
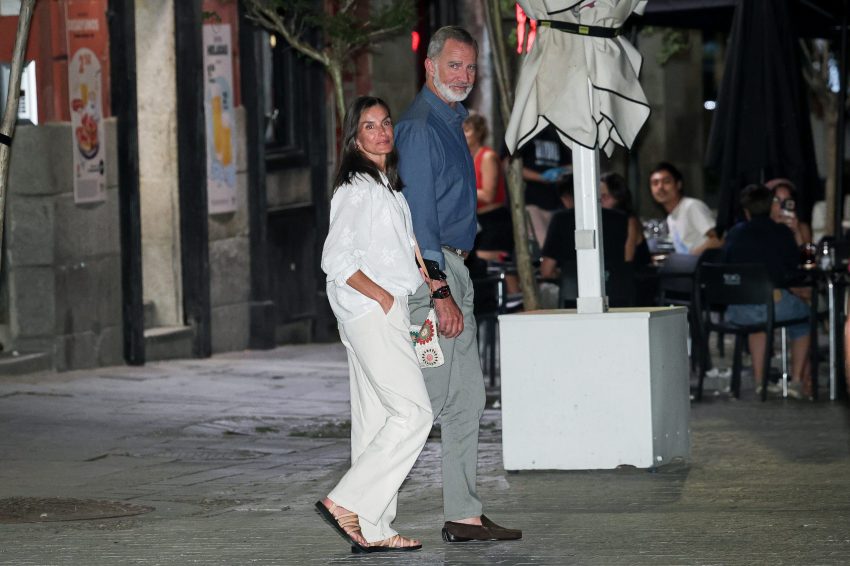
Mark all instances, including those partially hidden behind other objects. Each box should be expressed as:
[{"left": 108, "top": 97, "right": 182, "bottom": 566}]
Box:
[{"left": 0, "top": 343, "right": 848, "bottom": 565}]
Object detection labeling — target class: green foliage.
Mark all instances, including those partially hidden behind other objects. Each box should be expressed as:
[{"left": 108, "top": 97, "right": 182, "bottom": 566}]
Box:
[
  {"left": 202, "top": 11, "right": 222, "bottom": 23},
  {"left": 643, "top": 26, "right": 691, "bottom": 66},
  {"left": 251, "top": 0, "right": 414, "bottom": 59}
]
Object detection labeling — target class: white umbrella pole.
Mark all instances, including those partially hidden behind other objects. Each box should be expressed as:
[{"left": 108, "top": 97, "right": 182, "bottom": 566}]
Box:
[
  {"left": 572, "top": 143, "right": 608, "bottom": 314},
  {"left": 571, "top": 76, "right": 608, "bottom": 314}
]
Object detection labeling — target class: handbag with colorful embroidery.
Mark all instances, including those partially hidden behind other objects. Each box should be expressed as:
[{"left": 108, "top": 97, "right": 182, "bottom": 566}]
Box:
[
  {"left": 409, "top": 300, "right": 444, "bottom": 368},
  {"left": 411, "top": 243, "right": 445, "bottom": 368}
]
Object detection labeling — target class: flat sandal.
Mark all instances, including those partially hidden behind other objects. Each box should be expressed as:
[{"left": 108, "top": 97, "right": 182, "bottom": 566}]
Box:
[
  {"left": 314, "top": 500, "right": 369, "bottom": 552},
  {"left": 355, "top": 533, "right": 422, "bottom": 554}
]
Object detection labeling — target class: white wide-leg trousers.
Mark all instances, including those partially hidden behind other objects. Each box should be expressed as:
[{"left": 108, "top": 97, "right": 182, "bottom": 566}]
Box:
[{"left": 328, "top": 295, "right": 433, "bottom": 542}]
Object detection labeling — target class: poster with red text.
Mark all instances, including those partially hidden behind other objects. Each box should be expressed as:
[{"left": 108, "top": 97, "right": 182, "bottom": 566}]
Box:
[{"left": 67, "top": 1, "right": 108, "bottom": 204}]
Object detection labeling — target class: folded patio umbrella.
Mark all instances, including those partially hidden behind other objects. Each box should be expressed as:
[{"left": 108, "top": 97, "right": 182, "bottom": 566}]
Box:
[
  {"left": 504, "top": 0, "right": 650, "bottom": 313},
  {"left": 504, "top": 0, "right": 650, "bottom": 157},
  {"left": 705, "top": 0, "right": 820, "bottom": 230}
]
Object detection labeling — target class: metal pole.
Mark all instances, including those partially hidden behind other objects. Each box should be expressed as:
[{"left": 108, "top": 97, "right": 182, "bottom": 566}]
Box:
[
  {"left": 829, "top": 277, "right": 837, "bottom": 400},
  {"left": 572, "top": 147, "right": 608, "bottom": 313},
  {"left": 781, "top": 327, "right": 789, "bottom": 398},
  {"left": 834, "top": 0, "right": 848, "bottom": 240},
  {"left": 573, "top": 80, "right": 608, "bottom": 314}
]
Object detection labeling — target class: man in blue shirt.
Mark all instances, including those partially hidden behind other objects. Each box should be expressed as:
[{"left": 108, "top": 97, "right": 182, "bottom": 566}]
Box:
[{"left": 396, "top": 26, "right": 521, "bottom": 543}]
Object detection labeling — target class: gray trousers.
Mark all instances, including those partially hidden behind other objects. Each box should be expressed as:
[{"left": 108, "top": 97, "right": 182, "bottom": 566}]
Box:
[{"left": 409, "top": 251, "right": 486, "bottom": 521}]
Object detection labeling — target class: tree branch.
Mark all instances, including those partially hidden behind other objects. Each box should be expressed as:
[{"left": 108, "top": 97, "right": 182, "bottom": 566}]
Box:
[
  {"left": 243, "top": 0, "right": 329, "bottom": 66},
  {"left": 365, "top": 22, "right": 407, "bottom": 44}
]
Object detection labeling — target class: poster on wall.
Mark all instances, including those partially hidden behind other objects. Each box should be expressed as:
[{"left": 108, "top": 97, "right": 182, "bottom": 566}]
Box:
[
  {"left": 203, "top": 24, "right": 238, "bottom": 215},
  {"left": 66, "top": 1, "right": 108, "bottom": 204}
]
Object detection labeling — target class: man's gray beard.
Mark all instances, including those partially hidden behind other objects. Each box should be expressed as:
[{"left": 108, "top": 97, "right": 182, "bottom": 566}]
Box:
[{"left": 434, "top": 68, "right": 472, "bottom": 103}]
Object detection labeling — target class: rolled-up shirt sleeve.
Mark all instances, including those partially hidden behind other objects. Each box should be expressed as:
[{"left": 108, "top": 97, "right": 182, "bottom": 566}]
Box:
[
  {"left": 396, "top": 121, "right": 445, "bottom": 269},
  {"left": 321, "top": 180, "right": 374, "bottom": 286}
]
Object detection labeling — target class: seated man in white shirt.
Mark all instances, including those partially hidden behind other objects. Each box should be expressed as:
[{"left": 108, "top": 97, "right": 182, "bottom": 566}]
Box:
[{"left": 649, "top": 161, "right": 722, "bottom": 255}]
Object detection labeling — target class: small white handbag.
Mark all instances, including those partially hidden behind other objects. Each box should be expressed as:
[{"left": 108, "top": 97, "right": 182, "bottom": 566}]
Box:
[
  {"left": 411, "top": 243, "right": 445, "bottom": 368},
  {"left": 409, "top": 302, "right": 444, "bottom": 368}
]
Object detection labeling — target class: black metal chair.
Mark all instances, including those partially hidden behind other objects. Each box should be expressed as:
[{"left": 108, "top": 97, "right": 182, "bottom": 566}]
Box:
[
  {"left": 694, "top": 263, "right": 811, "bottom": 401},
  {"left": 656, "top": 253, "right": 702, "bottom": 370},
  {"left": 473, "top": 272, "right": 513, "bottom": 387}
]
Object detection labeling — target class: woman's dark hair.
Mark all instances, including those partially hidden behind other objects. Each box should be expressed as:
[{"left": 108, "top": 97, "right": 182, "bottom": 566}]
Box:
[
  {"left": 601, "top": 172, "right": 634, "bottom": 216},
  {"left": 333, "top": 96, "right": 403, "bottom": 192},
  {"left": 766, "top": 177, "right": 798, "bottom": 201}
]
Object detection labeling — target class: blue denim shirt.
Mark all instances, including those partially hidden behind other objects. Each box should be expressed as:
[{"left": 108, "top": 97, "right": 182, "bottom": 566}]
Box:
[{"left": 396, "top": 87, "right": 478, "bottom": 270}]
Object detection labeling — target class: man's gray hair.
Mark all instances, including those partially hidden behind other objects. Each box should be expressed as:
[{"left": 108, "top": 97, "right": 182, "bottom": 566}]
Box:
[{"left": 427, "top": 26, "right": 478, "bottom": 60}]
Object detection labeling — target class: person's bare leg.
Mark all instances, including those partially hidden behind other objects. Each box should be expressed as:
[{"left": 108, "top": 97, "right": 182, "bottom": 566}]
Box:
[
  {"left": 790, "top": 334, "right": 811, "bottom": 393},
  {"left": 748, "top": 332, "right": 767, "bottom": 384}
]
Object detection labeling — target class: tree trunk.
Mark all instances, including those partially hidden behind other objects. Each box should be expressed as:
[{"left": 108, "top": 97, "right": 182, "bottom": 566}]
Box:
[
  {"left": 328, "top": 61, "right": 346, "bottom": 134},
  {"left": 0, "top": 0, "right": 37, "bottom": 273},
  {"left": 484, "top": 0, "right": 540, "bottom": 310},
  {"left": 825, "top": 106, "right": 838, "bottom": 237}
]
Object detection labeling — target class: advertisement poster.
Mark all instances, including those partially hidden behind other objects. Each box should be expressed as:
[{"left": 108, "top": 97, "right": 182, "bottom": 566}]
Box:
[
  {"left": 67, "top": 1, "right": 108, "bottom": 204},
  {"left": 203, "top": 24, "right": 238, "bottom": 214}
]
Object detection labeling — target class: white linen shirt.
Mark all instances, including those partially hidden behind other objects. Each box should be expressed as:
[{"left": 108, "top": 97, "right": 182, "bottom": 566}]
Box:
[
  {"left": 321, "top": 172, "right": 423, "bottom": 322},
  {"left": 666, "top": 196, "right": 716, "bottom": 254}
]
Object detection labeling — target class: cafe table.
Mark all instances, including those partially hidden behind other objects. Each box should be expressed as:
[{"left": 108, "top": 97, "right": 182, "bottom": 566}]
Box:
[{"left": 793, "top": 261, "right": 849, "bottom": 401}]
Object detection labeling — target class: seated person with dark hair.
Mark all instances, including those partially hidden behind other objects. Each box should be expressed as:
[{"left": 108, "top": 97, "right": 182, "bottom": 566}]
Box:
[
  {"left": 723, "top": 184, "right": 811, "bottom": 399},
  {"left": 540, "top": 179, "right": 631, "bottom": 306}
]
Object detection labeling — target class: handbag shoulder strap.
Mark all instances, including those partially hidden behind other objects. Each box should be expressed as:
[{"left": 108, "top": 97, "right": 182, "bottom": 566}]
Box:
[
  {"left": 413, "top": 240, "right": 430, "bottom": 282},
  {"left": 413, "top": 240, "right": 436, "bottom": 309}
]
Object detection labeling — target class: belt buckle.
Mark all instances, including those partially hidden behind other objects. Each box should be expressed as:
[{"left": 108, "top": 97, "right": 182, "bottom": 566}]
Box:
[{"left": 443, "top": 246, "right": 468, "bottom": 259}]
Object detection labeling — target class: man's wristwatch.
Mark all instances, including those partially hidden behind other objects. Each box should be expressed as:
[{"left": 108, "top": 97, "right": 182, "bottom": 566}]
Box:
[{"left": 431, "top": 285, "right": 451, "bottom": 300}]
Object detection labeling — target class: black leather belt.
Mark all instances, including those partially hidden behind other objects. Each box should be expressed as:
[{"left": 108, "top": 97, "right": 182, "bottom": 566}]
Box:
[
  {"left": 442, "top": 245, "right": 470, "bottom": 260},
  {"left": 538, "top": 20, "right": 622, "bottom": 38}
]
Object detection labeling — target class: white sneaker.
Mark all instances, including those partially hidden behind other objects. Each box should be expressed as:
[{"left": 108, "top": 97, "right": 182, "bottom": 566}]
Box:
[
  {"left": 755, "top": 382, "right": 782, "bottom": 396},
  {"left": 786, "top": 381, "right": 808, "bottom": 400}
]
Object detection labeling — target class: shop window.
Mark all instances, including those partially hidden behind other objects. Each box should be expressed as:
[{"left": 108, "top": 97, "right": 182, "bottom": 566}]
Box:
[
  {"left": 0, "top": 60, "right": 38, "bottom": 125},
  {"left": 260, "top": 30, "right": 308, "bottom": 166}
]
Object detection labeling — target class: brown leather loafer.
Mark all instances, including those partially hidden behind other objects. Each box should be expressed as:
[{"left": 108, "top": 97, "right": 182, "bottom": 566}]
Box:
[
  {"left": 481, "top": 515, "right": 522, "bottom": 539},
  {"left": 442, "top": 515, "right": 522, "bottom": 542}
]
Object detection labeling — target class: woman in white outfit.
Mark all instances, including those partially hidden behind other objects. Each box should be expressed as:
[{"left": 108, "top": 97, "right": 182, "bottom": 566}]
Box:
[{"left": 315, "top": 96, "right": 433, "bottom": 553}]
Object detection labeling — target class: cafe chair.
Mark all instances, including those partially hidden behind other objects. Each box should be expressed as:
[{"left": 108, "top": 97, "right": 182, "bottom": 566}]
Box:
[
  {"left": 557, "top": 262, "right": 633, "bottom": 308},
  {"left": 694, "top": 263, "right": 811, "bottom": 401},
  {"left": 656, "top": 253, "right": 702, "bottom": 371},
  {"left": 473, "top": 268, "right": 519, "bottom": 388}
]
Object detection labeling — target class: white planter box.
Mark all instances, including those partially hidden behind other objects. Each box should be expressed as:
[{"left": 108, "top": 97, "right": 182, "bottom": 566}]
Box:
[{"left": 499, "top": 307, "right": 690, "bottom": 470}]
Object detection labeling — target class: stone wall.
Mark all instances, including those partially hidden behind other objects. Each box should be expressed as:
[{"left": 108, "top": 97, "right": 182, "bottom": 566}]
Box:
[
  {"left": 136, "top": 0, "right": 183, "bottom": 329},
  {"left": 208, "top": 106, "right": 251, "bottom": 354},
  {"left": 5, "top": 119, "right": 123, "bottom": 371}
]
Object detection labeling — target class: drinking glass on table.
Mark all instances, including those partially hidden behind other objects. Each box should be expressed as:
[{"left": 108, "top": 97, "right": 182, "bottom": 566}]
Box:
[{"left": 800, "top": 243, "right": 817, "bottom": 269}]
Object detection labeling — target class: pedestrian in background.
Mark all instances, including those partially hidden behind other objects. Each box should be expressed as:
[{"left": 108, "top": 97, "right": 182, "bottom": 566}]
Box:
[
  {"left": 316, "top": 96, "right": 433, "bottom": 553},
  {"left": 463, "top": 112, "right": 513, "bottom": 262}
]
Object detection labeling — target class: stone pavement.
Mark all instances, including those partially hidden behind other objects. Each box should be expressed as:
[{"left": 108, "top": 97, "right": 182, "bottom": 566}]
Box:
[{"left": 1, "top": 343, "right": 850, "bottom": 565}]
